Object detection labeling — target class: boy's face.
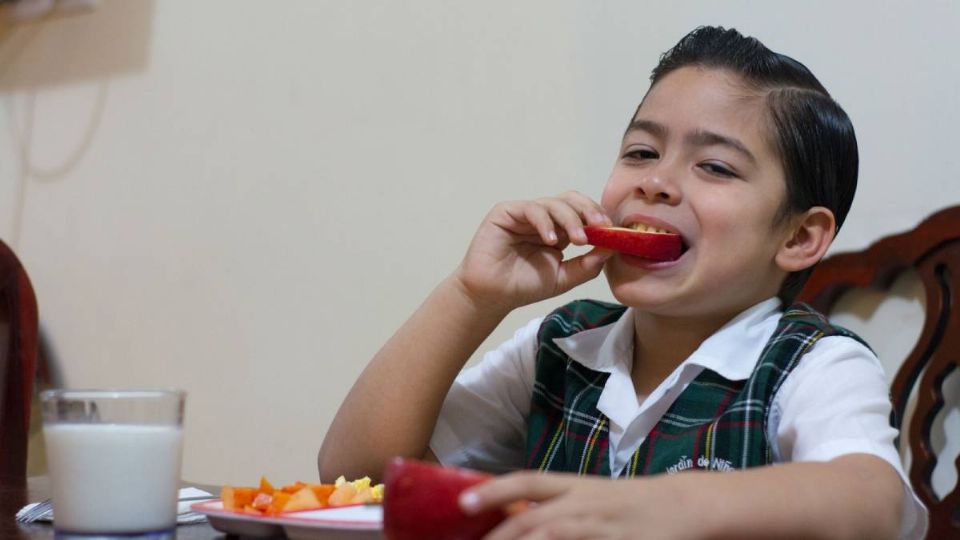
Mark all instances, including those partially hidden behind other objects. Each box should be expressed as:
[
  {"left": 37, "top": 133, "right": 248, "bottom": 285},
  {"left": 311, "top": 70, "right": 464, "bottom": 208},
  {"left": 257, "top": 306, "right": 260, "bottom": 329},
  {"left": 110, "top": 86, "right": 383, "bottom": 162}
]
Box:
[{"left": 601, "top": 66, "right": 793, "bottom": 320}]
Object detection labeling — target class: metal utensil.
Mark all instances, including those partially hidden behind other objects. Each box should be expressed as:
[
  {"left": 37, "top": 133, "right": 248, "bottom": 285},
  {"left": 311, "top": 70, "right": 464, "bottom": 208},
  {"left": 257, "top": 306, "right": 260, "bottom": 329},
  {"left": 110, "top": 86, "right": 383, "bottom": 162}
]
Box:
[
  {"left": 15, "top": 498, "right": 52, "bottom": 524},
  {"left": 15, "top": 495, "right": 216, "bottom": 524}
]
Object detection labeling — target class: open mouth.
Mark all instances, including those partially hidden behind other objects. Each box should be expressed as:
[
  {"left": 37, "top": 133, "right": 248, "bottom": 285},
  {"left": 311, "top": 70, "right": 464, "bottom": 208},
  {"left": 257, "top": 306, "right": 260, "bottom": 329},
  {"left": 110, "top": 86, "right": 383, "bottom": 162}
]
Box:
[
  {"left": 583, "top": 223, "right": 685, "bottom": 261},
  {"left": 622, "top": 222, "right": 674, "bottom": 234},
  {"left": 622, "top": 222, "right": 690, "bottom": 256}
]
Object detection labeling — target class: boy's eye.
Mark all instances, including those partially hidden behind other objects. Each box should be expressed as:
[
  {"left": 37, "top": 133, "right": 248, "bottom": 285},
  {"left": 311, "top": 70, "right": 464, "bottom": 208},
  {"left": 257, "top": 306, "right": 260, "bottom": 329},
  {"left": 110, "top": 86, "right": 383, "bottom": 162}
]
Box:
[
  {"left": 623, "top": 148, "right": 659, "bottom": 161},
  {"left": 700, "top": 162, "right": 737, "bottom": 178}
]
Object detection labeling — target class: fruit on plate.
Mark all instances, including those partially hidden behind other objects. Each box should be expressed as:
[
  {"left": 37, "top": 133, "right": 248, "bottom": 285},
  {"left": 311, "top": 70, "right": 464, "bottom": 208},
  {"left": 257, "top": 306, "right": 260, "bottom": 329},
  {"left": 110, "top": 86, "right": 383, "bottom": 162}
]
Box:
[
  {"left": 384, "top": 457, "right": 525, "bottom": 540},
  {"left": 220, "top": 475, "right": 383, "bottom": 516},
  {"left": 583, "top": 224, "right": 682, "bottom": 261}
]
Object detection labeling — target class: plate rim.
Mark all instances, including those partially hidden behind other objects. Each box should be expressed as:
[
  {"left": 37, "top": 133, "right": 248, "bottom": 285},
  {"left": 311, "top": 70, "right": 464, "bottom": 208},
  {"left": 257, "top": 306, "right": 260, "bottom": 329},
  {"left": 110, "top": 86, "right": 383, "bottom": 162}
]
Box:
[{"left": 191, "top": 500, "right": 382, "bottom": 530}]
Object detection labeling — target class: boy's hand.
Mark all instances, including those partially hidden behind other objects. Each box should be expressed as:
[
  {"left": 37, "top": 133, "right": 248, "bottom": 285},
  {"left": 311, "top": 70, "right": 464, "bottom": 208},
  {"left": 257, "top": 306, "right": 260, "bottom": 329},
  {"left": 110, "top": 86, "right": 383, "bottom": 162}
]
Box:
[
  {"left": 458, "top": 471, "right": 698, "bottom": 540},
  {"left": 453, "top": 192, "right": 614, "bottom": 314},
  {"left": 457, "top": 455, "right": 905, "bottom": 540}
]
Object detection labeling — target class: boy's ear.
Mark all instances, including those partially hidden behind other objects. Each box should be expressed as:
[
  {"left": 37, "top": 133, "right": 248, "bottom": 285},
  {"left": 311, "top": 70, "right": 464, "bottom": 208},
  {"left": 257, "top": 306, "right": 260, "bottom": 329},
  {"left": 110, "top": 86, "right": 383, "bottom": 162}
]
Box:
[{"left": 775, "top": 207, "right": 836, "bottom": 272}]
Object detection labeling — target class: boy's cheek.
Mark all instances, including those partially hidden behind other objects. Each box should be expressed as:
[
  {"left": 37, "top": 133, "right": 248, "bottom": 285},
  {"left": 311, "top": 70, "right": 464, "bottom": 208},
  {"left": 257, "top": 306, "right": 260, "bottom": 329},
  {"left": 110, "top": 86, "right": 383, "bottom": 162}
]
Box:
[{"left": 598, "top": 179, "right": 621, "bottom": 217}]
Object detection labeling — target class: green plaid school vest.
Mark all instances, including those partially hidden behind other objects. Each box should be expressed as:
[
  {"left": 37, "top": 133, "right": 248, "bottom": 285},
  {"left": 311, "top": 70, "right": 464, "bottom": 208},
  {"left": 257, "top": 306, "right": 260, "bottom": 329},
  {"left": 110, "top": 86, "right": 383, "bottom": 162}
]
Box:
[{"left": 524, "top": 299, "right": 866, "bottom": 477}]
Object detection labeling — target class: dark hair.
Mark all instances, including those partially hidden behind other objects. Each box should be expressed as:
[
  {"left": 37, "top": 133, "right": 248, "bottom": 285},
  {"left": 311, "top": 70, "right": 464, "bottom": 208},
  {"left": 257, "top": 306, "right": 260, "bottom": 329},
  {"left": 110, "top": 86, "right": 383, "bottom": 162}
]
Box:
[{"left": 647, "top": 26, "right": 859, "bottom": 305}]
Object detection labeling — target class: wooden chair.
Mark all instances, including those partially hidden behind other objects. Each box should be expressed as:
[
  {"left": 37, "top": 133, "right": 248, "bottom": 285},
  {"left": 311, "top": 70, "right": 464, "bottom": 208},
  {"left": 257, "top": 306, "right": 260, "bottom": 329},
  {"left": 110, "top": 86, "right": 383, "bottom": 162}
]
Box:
[
  {"left": 797, "top": 204, "right": 960, "bottom": 538},
  {"left": 0, "top": 239, "right": 39, "bottom": 485}
]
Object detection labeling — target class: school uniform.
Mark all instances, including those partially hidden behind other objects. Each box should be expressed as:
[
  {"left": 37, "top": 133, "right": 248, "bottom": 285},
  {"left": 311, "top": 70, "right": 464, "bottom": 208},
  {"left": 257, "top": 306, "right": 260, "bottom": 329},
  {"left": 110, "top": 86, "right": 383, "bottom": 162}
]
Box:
[{"left": 430, "top": 297, "right": 928, "bottom": 539}]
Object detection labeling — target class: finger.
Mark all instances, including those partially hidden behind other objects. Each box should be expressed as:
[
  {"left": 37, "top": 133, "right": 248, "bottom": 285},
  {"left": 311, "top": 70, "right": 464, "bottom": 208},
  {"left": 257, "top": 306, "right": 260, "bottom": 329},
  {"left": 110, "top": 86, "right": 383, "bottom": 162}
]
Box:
[
  {"left": 557, "top": 191, "right": 613, "bottom": 227},
  {"left": 483, "top": 505, "right": 553, "bottom": 540},
  {"left": 555, "top": 248, "right": 614, "bottom": 294},
  {"left": 484, "top": 498, "right": 592, "bottom": 540},
  {"left": 539, "top": 198, "right": 589, "bottom": 245},
  {"left": 461, "top": 472, "right": 575, "bottom": 516},
  {"left": 498, "top": 202, "right": 558, "bottom": 245},
  {"left": 493, "top": 201, "right": 540, "bottom": 236},
  {"left": 522, "top": 229, "right": 572, "bottom": 250},
  {"left": 519, "top": 203, "right": 560, "bottom": 246},
  {"left": 518, "top": 518, "right": 614, "bottom": 540}
]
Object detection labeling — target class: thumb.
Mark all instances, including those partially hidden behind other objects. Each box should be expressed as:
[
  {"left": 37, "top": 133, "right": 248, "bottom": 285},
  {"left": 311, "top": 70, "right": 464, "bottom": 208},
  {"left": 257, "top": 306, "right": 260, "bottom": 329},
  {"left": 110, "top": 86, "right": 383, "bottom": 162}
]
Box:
[{"left": 555, "top": 248, "right": 613, "bottom": 294}]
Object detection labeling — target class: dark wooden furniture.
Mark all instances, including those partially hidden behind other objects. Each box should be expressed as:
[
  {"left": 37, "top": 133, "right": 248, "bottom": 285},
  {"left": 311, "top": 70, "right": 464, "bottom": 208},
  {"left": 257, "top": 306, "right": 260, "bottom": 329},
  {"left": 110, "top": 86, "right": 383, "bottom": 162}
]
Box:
[
  {"left": 797, "top": 204, "right": 960, "bottom": 539},
  {"left": 0, "top": 239, "right": 39, "bottom": 486}
]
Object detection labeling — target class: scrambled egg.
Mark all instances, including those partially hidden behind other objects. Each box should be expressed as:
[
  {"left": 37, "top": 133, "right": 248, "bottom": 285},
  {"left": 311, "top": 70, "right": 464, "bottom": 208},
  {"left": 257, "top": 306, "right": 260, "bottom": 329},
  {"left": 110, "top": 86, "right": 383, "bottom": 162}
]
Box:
[{"left": 335, "top": 475, "right": 384, "bottom": 503}]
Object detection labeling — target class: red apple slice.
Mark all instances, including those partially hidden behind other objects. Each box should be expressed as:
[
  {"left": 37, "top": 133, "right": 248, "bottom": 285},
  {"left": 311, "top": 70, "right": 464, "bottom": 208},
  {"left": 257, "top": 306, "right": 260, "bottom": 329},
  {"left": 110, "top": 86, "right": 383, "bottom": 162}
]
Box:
[
  {"left": 583, "top": 225, "right": 682, "bottom": 261},
  {"left": 383, "top": 457, "right": 505, "bottom": 540}
]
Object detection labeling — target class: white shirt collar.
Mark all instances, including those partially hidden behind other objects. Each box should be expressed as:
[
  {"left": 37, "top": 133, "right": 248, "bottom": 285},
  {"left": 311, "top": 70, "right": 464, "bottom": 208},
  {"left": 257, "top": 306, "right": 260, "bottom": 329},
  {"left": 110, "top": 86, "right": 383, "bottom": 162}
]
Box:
[{"left": 553, "top": 297, "right": 783, "bottom": 382}]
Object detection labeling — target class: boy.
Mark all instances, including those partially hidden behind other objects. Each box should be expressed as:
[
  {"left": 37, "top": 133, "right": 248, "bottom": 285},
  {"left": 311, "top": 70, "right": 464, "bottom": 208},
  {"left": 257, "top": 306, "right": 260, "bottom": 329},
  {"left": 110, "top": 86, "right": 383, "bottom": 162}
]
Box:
[{"left": 320, "top": 26, "right": 927, "bottom": 539}]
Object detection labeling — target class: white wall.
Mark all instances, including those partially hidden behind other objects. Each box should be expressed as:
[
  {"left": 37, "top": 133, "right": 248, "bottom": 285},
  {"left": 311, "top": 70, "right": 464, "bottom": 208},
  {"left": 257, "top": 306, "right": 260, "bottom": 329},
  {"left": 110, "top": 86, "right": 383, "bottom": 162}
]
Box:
[{"left": 2, "top": 0, "right": 958, "bottom": 485}]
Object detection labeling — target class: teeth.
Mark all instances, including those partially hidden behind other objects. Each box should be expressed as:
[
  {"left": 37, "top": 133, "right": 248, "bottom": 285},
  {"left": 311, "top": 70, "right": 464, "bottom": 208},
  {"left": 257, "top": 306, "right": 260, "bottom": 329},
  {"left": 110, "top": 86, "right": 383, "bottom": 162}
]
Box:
[{"left": 628, "top": 223, "right": 671, "bottom": 234}]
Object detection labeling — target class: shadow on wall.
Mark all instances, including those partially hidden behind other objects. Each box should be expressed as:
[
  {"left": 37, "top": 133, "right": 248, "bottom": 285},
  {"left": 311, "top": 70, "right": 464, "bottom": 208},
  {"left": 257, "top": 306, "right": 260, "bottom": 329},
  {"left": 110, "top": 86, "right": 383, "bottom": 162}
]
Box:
[
  {"left": 0, "top": 0, "right": 156, "bottom": 476},
  {"left": 0, "top": 0, "right": 154, "bottom": 91},
  {"left": 0, "top": 0, "right": 155, "bottom": 246}
]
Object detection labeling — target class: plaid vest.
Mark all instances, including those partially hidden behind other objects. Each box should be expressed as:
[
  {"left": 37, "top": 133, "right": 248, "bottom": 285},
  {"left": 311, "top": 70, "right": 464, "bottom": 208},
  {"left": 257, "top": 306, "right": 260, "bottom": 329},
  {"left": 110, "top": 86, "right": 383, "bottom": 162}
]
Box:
[{"left": 524, "top": 299, "right": 866, "bottom": 477}]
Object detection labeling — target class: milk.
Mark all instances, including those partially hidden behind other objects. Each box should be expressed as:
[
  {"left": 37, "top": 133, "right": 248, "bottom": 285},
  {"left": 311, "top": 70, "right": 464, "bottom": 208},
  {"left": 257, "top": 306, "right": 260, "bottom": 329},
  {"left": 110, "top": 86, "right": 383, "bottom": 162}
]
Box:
[{"left": 44, "top": 424, "right": 184, "bottom": 534}]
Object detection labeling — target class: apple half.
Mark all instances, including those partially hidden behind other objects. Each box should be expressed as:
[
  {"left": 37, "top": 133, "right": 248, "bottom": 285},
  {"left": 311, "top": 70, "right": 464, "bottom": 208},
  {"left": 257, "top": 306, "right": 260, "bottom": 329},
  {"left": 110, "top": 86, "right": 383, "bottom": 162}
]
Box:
[
  {"left": 583, "top": 224, "right": 682, "bottom": 261},
  {"left": 383, "top": 457, "right": 506, "bottom": 540}
]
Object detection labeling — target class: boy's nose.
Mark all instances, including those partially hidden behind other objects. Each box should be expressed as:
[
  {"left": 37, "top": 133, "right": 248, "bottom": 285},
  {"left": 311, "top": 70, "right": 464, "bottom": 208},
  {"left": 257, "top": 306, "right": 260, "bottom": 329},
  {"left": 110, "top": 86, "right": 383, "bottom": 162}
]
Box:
[{"left": 634, "top": 175, "right": 680, "bottom": 204}]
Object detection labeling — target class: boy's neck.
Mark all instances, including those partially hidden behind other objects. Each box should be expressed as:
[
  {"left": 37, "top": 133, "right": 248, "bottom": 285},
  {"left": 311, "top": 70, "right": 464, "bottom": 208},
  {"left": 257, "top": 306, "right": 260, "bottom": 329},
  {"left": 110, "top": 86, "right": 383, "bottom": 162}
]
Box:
[{"left": 629, "top": 308, "right": 740, "bottom": 396}]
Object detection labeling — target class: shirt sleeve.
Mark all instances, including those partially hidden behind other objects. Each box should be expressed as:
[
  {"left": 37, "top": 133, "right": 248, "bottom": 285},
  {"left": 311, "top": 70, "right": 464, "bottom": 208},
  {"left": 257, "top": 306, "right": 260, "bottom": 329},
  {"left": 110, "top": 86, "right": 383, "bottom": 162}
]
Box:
[
  {"left": 428, "top": 317, "right": 542, "bottom": 473},
  {"left": 768, "top": 335, "right": 929, "bottom": 540}
]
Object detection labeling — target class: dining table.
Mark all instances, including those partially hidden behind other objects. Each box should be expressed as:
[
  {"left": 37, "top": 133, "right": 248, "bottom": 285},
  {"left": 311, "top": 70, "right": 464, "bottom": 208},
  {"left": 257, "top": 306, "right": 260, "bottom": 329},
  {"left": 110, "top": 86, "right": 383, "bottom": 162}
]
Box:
[{"left": 1, "top": 476, "right": 228, "bottom": 539}]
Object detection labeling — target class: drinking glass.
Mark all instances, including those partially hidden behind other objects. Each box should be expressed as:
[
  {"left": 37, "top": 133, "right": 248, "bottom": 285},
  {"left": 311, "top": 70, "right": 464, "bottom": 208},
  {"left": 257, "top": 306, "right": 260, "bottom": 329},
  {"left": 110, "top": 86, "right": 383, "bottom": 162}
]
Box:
[{"left": 41, "top": 389, "right": 186, "bottom": 539}]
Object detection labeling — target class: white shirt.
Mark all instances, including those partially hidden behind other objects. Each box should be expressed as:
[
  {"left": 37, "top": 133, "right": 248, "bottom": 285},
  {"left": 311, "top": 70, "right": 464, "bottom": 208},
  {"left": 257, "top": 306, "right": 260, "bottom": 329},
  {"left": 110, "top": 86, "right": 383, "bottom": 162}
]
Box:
[{"left": 430, "top": 298, "right": 928, "bottom": 539}]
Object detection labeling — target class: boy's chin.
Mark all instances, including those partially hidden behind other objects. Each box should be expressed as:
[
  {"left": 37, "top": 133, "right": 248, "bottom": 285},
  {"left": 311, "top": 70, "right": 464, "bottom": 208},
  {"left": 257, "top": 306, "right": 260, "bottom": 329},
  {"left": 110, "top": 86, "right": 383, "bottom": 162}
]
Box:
[
  {"left": 607, "top": 280, "right": 683, "bottom": 313},
  {"left": 609, "top": 276, "right": 778, "bottom": 322}
]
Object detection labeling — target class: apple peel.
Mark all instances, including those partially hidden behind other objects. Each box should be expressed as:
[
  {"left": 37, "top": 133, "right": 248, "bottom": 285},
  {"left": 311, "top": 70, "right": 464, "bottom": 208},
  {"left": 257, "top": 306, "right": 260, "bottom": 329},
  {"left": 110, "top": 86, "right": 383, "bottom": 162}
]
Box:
[
  {"left": 383, "top": 457, "right": 513, "bottom": 540},
  {"left": 583, "top": 225, "right": 682, "bottom": 261}
]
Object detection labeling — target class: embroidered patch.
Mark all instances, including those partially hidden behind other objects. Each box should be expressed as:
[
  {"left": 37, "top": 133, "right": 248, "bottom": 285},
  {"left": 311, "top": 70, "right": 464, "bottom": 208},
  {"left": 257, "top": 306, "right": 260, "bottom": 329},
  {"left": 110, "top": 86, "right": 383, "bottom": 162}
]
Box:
[{"left": 665, "top": 455, "right": 734, "bottom": 474}]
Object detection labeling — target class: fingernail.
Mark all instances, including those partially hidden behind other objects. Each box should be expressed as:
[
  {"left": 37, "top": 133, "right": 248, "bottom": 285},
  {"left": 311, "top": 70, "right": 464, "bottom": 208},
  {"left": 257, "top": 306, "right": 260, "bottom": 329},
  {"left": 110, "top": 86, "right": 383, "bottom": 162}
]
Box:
[
  {"left": 459, "top": 491, "right": 480, "bottom": 514},
  {"left": 589, "top": 212, "right": 605, "bottom": 224},
  {"left": 547, "top": 231, "right": 558, "bottom": 243}
]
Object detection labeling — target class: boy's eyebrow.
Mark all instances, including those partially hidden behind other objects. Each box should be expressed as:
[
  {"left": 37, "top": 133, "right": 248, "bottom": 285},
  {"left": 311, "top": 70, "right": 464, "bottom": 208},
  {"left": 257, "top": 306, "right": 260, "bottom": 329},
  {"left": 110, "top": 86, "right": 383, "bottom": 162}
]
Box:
[
  {"left": 624, "top": 119, "right": 667, "bottom": 139},
  {"left": 687, "top": 130, "right": 757, "bottom": 165},
  {"left": 624, "top": 119, "right": 757, "bottom": 165}
]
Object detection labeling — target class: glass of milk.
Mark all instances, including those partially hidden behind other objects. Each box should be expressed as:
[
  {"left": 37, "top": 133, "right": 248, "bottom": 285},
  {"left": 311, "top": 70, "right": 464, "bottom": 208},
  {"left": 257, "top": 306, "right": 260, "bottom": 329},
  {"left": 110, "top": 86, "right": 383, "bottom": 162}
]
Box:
[{"left": 41, "top": 389, "right": 186, "bottom": 539}]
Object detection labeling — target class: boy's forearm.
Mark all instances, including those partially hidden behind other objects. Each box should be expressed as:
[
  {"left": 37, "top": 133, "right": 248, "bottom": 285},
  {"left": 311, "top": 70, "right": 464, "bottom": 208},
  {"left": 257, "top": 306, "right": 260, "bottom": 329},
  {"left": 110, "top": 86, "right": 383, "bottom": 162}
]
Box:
[
  {"left": 318, "top": 275, "right": 509, "bottom": 482},
  {"left": 686, "top": 454, "right": 903, "bottom": 540}
]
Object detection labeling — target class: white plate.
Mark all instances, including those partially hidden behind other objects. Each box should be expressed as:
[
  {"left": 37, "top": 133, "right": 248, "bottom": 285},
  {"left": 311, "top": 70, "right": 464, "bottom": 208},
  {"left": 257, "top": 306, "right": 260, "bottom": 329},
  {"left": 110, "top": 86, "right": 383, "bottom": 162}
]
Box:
[{"left": 191, "top": 500, "right": 383, "bottom": 539}]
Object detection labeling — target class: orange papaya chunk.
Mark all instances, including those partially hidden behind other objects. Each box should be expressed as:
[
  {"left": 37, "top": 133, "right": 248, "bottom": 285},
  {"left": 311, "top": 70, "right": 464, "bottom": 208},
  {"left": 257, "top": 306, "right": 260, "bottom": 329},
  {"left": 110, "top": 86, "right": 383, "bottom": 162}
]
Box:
[
  {"left": 269, "top": 491, "right": 293, "bottom": 514},
  {"left": 328, "top": 484, "right": 357, "bottom": 506},
  {"left": 281, "top": 481, "right": 307, "bottom": 494},
  {"left": 221, "top": 486, "right": 237, "bottom": 511},
  {"left": 259, "top": 476, "right": 275, "bottom": 494},
  {"left": 283, "top": 487, "right": 322, "bottom": 512},
  {"left": 309, "top": 484, "right": 336, "bottom": 506},
  {"left": 233, "top": 487, "right": 258, "bottom": 509}
]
